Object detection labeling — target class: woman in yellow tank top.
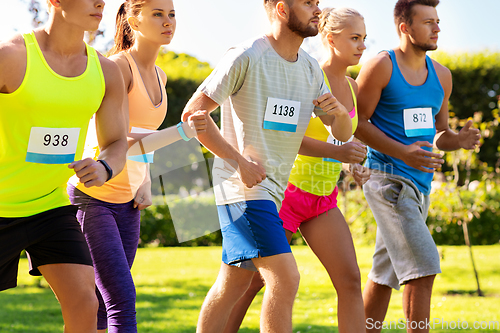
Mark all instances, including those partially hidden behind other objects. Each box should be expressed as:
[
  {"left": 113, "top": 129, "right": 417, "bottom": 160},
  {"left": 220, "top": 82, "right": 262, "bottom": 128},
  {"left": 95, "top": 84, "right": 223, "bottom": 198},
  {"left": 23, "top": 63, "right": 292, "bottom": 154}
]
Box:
[
  {"left": 67, "top": 1, "right": 205, "bottom": 332},
  {"left": 0, "top": 0, "right": 130, "bottom": 332},
  {"left": 223, "top": 7, "right": 371, "bottom": 333}
]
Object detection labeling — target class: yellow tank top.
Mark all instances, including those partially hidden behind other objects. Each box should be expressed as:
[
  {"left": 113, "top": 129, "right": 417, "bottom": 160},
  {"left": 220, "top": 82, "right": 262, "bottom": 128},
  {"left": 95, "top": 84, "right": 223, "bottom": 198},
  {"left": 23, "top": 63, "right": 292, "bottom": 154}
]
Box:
[
  {"left": 288, "top": 74, "right": 358, "bottom": 196},
  {"left": 72, "top": 52, "right": 167, "bottom": 203},
  {"left": 0, "top": 32, "right": 105, "bottom": 217}
]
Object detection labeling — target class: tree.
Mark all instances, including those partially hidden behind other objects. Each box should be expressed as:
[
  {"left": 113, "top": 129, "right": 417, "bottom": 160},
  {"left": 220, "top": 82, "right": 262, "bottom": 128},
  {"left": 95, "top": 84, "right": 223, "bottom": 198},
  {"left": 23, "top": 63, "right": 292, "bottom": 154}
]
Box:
[
  {"left": 155, "top": 50, "right": 214, "bottom": 129},
  {"left": 25, "top": 0, "right": 44, "bottom": 28}
]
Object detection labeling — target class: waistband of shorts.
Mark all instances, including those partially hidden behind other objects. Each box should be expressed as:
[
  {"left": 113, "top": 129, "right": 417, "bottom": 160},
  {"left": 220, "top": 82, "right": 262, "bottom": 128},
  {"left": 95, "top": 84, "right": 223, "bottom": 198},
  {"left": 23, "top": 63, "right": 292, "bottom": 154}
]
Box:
[
  {"left": 368, "top": 170, "right": 427, "bottom": 198},
  {"left": 286, "top": 182, "right": 338, "bottom": 199}
]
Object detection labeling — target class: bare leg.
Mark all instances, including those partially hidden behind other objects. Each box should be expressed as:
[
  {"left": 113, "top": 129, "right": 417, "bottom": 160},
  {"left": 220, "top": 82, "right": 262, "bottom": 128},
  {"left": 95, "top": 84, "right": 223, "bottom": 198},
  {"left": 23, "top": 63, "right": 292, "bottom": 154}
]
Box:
[
  {"left": 299, "top": 208, "right": 365, "bottom": 333},
  {"left": 253, "top": 252, "right": 300, "bottom": 333},
  {"left": 38, "top": 263, "right": 98, "bottom": 333},
  {"left": 403, "top": 275, "right": 435, "bottom": 333},
  {"left": 197, "top": 263, "right": 255, "bottom": 333},
  {"left": 222, "top": 230, "right": 295, "bottom": 333},
  {"left": 222, "top": 272, "right": 265, "bottom": 333},
  {"left": 364, "top": 278, "right": 392, "bottom": 333}
]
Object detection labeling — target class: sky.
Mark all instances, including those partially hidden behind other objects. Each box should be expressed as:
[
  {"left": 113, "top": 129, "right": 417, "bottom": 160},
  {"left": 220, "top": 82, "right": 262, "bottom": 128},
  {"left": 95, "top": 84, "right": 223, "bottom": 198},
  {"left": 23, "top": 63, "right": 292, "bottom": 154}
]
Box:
[{"left": 2, "top": 0, "right": 499, "bottom": 67}]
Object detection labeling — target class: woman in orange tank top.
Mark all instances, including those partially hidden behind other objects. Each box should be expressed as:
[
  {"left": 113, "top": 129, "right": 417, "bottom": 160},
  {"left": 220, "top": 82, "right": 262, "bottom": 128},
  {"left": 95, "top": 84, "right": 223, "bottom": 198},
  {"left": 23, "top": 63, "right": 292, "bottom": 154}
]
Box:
[{"left": 67, "top": 1, "right": 206, "bottom": 332}]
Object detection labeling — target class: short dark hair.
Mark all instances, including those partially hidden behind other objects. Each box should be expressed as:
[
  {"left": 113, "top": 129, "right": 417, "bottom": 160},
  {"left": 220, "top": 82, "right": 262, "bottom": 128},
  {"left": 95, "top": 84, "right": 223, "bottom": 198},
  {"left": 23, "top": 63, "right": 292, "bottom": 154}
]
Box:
[{"left": 394, "top": 0, "right": 439, "bottom": 33}]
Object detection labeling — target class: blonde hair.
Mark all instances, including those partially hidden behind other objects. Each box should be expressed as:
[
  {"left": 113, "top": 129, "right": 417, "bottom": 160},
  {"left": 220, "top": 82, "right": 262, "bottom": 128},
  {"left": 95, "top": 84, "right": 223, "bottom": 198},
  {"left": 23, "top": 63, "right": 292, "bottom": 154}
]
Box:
[{"left": 318, "top": 7, "right": 364, "bottom": 37}]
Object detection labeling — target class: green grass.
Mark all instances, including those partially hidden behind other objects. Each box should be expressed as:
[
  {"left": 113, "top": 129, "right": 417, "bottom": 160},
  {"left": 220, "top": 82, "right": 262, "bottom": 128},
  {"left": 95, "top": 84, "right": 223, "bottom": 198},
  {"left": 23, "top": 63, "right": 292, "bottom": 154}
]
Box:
[{"left": 0, "top": 245, "right": 499, "bottom": 332}]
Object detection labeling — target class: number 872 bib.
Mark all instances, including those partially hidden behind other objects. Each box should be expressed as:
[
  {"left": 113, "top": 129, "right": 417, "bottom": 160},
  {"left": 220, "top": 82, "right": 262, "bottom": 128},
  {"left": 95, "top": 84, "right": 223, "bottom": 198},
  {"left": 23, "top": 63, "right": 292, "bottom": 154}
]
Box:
[
  {"left": 26, "top": 127, "right": 81, "bottom": 164},
  {"left": 403, "top": 107, "right": 435, "bottom": 137}
]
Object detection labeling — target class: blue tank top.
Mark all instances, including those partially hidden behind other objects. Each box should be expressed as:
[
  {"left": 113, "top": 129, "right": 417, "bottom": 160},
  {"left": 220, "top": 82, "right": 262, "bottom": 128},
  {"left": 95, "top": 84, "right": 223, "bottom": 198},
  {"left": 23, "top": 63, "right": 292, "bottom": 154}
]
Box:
[{"left": 365, "top": 49, "right": 444, "bottom": 195}]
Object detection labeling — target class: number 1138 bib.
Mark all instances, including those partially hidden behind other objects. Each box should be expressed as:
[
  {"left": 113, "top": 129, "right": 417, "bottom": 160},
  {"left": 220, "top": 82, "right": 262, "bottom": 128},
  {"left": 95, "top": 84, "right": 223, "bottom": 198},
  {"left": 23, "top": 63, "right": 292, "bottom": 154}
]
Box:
[{"left": 263, "top": 97, "right": 301, "bottom": 132}]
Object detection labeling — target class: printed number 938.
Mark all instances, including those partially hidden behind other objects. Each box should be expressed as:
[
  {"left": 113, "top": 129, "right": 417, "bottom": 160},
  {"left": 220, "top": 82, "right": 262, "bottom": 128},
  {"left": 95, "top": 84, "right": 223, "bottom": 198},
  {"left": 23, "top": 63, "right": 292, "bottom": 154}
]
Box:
[{"left": 43, "top": 134, "right": 69, "bottom": 147}]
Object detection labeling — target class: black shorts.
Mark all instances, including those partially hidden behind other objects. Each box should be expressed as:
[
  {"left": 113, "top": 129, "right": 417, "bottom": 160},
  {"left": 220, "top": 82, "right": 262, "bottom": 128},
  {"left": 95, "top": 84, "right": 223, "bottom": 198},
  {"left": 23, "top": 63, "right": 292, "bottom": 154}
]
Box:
[{"left": 0, "top": 205, "right": 93, "bottom": 291}]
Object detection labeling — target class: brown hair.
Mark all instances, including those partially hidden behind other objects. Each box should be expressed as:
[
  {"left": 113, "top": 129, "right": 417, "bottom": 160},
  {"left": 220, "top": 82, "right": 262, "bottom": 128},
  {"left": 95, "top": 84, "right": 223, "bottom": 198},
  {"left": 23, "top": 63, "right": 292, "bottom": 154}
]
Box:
[
  {"left": 318, "top": 7, "right": 364, "bottom": 37},
  {"left": 394, "top": 0, "right": 439, "bottom": 35},
  {"left": 263, "top": 0, "right": 292, "bottom": 13},
  {"left": 108, "top": 0, "right": 147, "bottom": 55}
]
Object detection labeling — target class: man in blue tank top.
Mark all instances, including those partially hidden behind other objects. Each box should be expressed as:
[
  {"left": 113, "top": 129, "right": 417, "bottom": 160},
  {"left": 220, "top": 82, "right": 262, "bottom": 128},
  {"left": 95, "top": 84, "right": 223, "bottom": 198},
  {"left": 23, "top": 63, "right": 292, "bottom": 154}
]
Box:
[{"left": 355, "top": 1, "right": 481, "bottom": 332}]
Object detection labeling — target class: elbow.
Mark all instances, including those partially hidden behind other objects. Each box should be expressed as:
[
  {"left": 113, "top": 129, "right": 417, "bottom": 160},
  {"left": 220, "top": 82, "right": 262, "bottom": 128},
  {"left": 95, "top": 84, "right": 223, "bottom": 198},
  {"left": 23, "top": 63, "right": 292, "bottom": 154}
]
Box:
[
  {"left": 333, "top": 123, "right": 353, "bottom": 142},
  {"left": 335, "top": 132, "right": 352, "bottom": 142}
]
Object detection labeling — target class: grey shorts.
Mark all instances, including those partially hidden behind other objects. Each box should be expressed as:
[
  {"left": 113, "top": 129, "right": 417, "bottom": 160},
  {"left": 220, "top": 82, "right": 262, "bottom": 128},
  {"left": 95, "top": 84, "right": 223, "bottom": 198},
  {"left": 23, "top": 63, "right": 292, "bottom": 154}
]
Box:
[{"left": 363, "top": 172, "right": 441, "bottom": 290}]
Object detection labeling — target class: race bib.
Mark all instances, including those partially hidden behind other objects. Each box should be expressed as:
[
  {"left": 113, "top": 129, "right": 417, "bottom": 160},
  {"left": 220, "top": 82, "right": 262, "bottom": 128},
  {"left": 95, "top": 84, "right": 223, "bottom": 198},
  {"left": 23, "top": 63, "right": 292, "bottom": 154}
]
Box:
[
  {"left": 26, "top": 127, "right": 80, "bottom": 164},
  {"left": 323, "top": 134, "right": 354, "bottom": 163},
  {"left": 263, "top": 97, "right": 301, "bottom": 132},
  {"left": 403, "top": 108, "right": 434, "bottom": 137},
  {"left": 128, "top": 127, "right": 156, "bottom": 163}
]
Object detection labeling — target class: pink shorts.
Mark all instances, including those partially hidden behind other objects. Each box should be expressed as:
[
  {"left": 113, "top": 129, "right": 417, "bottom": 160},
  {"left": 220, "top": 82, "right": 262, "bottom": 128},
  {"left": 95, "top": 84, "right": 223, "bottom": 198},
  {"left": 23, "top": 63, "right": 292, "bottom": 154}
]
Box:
[{"left": 279, "top": 183, "right": 339, "bottom": 233}]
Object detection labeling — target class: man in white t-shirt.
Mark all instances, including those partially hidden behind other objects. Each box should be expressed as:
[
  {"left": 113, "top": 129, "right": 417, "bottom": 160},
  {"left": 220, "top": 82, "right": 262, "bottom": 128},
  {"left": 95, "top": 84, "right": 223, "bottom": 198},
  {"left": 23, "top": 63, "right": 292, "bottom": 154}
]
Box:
[{"left": 182, "top": 1, "right": 352, "bottom": 332}]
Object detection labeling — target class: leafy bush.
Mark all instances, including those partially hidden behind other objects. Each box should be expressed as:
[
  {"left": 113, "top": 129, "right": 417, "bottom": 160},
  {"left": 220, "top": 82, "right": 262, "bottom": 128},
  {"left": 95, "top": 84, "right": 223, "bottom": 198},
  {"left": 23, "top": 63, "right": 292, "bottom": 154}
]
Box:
[
  {"left": 428, "top": 178, "right": 500, "bottom": 245},
  {"left": 137, "top": 50, "right": 500, "bottom": 247},
  {"left": 140, "top": 195, "right": 222, "bottom": 247},
  {"left": 139, "top": 179, "right": 500, "bottom": 247}
]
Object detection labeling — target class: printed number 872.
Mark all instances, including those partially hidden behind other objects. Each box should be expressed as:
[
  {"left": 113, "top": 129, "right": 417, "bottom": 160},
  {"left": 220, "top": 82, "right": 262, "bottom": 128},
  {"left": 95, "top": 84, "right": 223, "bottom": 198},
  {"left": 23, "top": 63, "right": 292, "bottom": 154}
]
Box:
[{"left": 413, "top": 113, "right": 427, "bottom": 123}]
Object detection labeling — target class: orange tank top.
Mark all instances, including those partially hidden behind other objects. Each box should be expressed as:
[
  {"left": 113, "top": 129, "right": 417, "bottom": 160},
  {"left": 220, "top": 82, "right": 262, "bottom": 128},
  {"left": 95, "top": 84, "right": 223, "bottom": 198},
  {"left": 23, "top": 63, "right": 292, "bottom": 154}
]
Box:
[{"left": 71, "top": 52, "right": 167, "bottom": 203}]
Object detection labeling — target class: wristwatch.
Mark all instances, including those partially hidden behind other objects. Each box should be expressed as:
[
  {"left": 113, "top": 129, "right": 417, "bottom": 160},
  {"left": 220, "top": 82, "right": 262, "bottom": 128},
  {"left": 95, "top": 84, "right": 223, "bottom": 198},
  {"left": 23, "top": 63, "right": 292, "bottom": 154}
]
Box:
[{"left": 97, "top": 160, "right": 113, "bottom": 182}]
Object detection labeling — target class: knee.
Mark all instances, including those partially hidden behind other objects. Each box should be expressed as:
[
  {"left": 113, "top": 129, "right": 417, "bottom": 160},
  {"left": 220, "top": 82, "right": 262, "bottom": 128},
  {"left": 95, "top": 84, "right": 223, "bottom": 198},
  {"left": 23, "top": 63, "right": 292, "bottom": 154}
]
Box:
[
  {"left": 268, "top": 268, "right": 300, "bottom": 294},
  {"left": 64, "top": 287, "right": 99, "bottom": 317},
  {"left": 74, "top": 276, "right": 99, "bottom": 316},
  {"left": 100, "top": 280, "right": 137, "bottom": 309},
  {"left": 290, "top": 269, "right": 301, "bottom": 290},
  {"left": 212, "top": 275, "right": 252, "bottom": 300},
  {"left": 87, "top": 292, "right": 99, "bottom": 316},
  {"left": 335, "top": 268, "right": 362, "bottom": 296}
]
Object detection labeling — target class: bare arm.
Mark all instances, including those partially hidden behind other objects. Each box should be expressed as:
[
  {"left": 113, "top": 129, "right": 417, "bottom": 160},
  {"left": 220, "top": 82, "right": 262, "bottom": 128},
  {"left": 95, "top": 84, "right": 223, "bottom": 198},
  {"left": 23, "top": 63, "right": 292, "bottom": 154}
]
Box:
[
  {"left": 355, "top": 52, "right": 444, "bottom": 173},
  {"left": 433, "top": 62, "right": 480, "bottom": 151},
  {"left": 127, "top": 111, "right": 207, "bottom": 155},
  {"left": 315, "top": 93, "right": 352, "bottom": 142},
  {"left": 181, "top": 92, "right": 266, "bottom": 188},
  {"left": 298, "top": 137, "right": 366, "bottom": 164},
  {"left": 0, "top": 35, "right": 27, "bottom": 94},
  {"left": 355, "top": 53, "right": 401, "bottom": 154},
  {"left": 69, "top": 58, "right": 129, "bottom": 187},
  {"left": 95, "top": 59, "right": 129, "bottom": 174},
  {"left": 107, "top": 54, "right": 208, "bottom": 156},
  {"left": 133, "top": 164, "right": 152, "bottom": 210}
]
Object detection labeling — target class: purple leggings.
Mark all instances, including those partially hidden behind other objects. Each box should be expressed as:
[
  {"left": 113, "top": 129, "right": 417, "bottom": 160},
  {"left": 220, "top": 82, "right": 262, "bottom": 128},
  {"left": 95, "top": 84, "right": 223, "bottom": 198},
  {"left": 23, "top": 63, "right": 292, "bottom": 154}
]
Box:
[{"left": 68, "top": 184, "right": 140, "bottom": 333}]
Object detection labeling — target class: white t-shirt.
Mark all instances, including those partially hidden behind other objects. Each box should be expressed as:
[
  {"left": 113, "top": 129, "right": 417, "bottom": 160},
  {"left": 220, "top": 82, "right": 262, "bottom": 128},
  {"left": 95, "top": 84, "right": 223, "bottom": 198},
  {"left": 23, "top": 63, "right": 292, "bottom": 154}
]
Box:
[{"left": 200, "top": 36, "right": 330, "bottom": 209}]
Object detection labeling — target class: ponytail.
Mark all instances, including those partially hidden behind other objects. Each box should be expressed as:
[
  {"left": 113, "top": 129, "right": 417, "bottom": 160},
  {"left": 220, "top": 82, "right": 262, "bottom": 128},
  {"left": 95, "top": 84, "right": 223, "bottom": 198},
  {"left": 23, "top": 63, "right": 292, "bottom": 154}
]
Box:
[{"left": 109, "top": 2, "right": 135, "bottom": 55}]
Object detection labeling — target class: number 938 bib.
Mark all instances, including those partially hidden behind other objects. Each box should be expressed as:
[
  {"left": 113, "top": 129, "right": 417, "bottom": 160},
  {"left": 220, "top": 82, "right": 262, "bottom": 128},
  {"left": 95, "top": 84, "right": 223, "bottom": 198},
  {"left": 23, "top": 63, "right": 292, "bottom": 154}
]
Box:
[
  {"left": 403, "top": 107, "right": 435, "bottom": 137},
  {"left": 26, "top": 127, "right": 81, "bottom": 164},
  {"left": 263, "top": 97, "right": 301, "bottom": 132}
]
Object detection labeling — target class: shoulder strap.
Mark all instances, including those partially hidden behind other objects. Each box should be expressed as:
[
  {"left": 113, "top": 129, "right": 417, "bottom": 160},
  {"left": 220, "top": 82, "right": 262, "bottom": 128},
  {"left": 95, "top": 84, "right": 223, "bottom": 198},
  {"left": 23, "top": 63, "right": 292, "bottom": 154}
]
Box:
[{"left": 346, "top": 78, "right": 357, "bottom": 113}]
